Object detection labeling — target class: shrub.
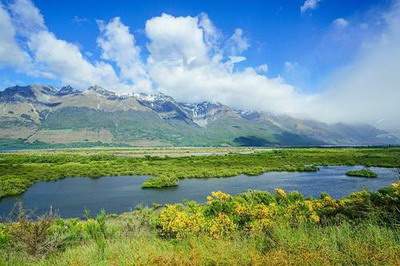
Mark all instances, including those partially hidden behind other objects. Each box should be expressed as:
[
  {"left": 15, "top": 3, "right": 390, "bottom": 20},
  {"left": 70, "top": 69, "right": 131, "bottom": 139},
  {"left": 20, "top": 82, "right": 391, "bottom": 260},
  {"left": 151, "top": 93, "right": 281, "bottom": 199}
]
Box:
[
  {"left": 208, "top": 213, "right": 237, "bottom": 239},
  {"left": 237, "top": 190, "right": 276, "bottom": 205},
  {"left": 346, "top": 169, "right": 378, "bottom": 178},
  {"left": 83, "top": 210, "right": 110, "bottom": 258},
  {"left": 8, "top": 213, "right": 59, "bottom": 257},
  {"left": 142, "top": 176, "right": 179, "bottom": 188},
  {"left": 157, "top": 205, "right": 204, "bottom": 239},
  {"left": 0, "top": 224, "right": 10, "bottom": 249},
  {"left": 205, "top": 191, "right": 236, "bottom": 217},
  {"left": 50, "top": 219, "right": 86, "bottom": 247}
]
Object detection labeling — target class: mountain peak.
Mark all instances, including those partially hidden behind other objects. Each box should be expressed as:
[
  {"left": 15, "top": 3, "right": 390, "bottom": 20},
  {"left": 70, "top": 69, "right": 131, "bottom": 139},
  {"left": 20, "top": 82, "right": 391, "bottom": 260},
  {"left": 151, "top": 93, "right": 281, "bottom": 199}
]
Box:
[
  {"left": 87, "top": 85, "right": 116, "bottom": 97},
  {"left": 133, "top": 92, "right": 175, "bottom": 103},
  {"left": 0, "top": 85, "right": 58, "bottom": 102},
  {"left": 57, "top": 85, "right": 81, "bottom": 96}
]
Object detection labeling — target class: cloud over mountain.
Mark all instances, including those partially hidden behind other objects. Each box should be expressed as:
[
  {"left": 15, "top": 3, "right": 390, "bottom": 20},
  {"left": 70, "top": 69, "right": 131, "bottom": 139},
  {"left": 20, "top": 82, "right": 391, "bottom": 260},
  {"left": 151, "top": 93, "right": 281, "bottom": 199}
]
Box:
[{"left": 0, "top": 0, "right": 399, "bottom": 131}]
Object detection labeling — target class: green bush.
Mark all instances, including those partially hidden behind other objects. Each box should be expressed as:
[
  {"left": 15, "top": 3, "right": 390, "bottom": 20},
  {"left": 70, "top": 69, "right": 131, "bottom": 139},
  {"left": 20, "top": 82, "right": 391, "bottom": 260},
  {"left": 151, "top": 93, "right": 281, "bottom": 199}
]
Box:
[
  {"left": 8, "top": 214, "right": 59, "bottom": 257},
  {"left": 346, "top": 169, "right": 378, "bottom": 178},
  {"left": 0, "top": 224, "right": 10, "bottom": 249},
  {"left": 142, "top": 176, "right": 178, "bottom": 188}
]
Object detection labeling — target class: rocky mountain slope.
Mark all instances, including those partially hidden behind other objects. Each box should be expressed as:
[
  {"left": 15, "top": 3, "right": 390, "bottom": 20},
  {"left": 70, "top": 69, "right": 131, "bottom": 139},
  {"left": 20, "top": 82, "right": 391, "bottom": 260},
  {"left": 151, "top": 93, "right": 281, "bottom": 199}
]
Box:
[{"left": 0, "top": 85, "right": 398, "bottom": 149}]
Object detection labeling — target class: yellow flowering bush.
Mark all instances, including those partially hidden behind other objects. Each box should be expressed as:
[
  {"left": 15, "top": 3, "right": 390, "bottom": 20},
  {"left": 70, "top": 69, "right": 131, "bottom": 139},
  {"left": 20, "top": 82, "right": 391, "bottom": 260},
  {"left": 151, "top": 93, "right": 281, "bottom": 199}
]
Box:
[
  {"left": 234, "top": 203, "right": 248, "bottom": 216},
  {"left": 155, "top": 182, "right": 400, "bottom": 239},
  {"left": 389, "top": 182, "right": 400, "bottom": 196},
  {"left": 275, "top": 188, "right": 287, "bottom": 199},
  {"left": 207, "top": 191, "right": 231, "bottom": 203},
  {"left": 157, "top": 205, "right": 204, "bottom": 239},
  {"left": 208, "top": 213, "right": 237, "bottom": 239},
  {"left": 281, "top": 200, "right": 321, "bottom": 226},
  {"left": 248, "top": 218, "right": 273, "bottom": 234}
]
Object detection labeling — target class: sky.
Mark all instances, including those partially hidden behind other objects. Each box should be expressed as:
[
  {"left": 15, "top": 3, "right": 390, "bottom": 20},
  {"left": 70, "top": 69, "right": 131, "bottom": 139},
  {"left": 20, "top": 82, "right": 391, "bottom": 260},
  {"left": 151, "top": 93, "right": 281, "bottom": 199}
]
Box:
[{"left": 0, "top": 0, "right": 399, "bottom": 131}]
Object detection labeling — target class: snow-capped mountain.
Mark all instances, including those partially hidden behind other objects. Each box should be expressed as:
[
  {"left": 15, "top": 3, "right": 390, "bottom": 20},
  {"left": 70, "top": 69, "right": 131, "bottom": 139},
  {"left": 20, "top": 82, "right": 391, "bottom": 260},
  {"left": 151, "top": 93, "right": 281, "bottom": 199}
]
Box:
[{"left": 0, "top": 84, "right": 398, "bottom": 148}]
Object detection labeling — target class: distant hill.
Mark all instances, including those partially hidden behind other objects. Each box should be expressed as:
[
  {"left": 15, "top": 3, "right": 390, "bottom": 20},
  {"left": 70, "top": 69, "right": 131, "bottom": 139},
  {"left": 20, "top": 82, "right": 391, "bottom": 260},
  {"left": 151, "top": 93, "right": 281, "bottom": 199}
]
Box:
[{"left": 0, "top": 85, "right": 398, "bottom": 149}]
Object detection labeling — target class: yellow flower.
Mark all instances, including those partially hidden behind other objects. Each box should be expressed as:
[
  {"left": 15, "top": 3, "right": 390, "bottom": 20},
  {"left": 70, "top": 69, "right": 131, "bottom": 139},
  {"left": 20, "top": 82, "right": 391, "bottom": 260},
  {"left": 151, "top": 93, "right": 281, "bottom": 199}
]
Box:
[
  {"left": 391, "top": 182, "right": 400, "bottom": 196},
  {"left": 212, "top": 191, "right": 231, "bottom": 201},
  {"left": 207, "top": 191, "right": 231, "bottom": 204},
  {"left": 310, "top": 213, "right": 320, "bottom": 223},
  {"left": 248, "top": 218, "right": 272, "bottom": 234},
  {"left": 158, "top": 205, "right": 203, "bottom": 239},
  {"left": 208, "top": 213, "right": 236, "bottom": 239},
  {"left": 305, "top": 200, "right": 314, "bottom": 211},
  {"left": 275, "top": 188, "right": 286, "bottom": 198},
  {"left": 234, "top": 204, "right": 247, "bottom": 215},
  {"left": 206, "top": 195, "right": 213, "bottom": 204},
  {"left": 254, "top": 205, "right": 271, "bottom": 219}
]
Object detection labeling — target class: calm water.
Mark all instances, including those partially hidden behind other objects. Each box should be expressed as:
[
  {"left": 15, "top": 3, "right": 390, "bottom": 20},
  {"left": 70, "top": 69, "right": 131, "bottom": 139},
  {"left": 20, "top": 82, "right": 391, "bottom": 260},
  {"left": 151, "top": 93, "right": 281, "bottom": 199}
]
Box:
[{"left": 0, "top": 166, "right": 398, "bottom": 219}]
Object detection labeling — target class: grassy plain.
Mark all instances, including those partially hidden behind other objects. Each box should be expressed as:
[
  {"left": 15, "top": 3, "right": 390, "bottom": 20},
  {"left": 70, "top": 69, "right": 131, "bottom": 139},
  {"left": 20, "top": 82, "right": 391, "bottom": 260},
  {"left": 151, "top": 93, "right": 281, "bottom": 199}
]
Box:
[
  {"left": 0, "top": 147, "right": 399, "bottom": 265},
  {"left": 0, "top": 147, "right": 399, "bottom": 197}
]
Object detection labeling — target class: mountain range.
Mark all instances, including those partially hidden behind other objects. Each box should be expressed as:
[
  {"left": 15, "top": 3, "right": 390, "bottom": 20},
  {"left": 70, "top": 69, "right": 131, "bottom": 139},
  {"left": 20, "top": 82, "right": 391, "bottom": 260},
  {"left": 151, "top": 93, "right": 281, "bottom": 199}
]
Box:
[{"left": 0, "top": 85, "right": 398, "bottom": 149}]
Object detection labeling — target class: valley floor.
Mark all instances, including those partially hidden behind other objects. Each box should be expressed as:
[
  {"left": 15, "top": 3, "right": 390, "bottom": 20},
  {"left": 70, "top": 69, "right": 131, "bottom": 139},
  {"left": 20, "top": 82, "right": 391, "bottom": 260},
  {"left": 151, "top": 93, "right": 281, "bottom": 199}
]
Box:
[
  {"left": 0, "top": 147, "right": 399, "bottom": 265},
  {"left": 0, "top": 146, "right": 399, "bottom": 197}
]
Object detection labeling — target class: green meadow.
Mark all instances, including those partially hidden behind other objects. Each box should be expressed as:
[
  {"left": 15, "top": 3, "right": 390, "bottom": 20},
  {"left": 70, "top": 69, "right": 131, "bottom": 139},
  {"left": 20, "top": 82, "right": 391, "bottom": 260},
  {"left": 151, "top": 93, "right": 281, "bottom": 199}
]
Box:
[{"left": 1, "top": 147, "right": 400, "bottom": 198}]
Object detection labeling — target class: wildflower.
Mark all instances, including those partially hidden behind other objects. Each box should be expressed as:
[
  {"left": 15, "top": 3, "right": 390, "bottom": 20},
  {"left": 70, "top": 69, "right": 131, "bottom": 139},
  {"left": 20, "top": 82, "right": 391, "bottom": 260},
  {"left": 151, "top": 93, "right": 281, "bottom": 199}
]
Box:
[
  {"left": 208, "top": 213, "right": 237, "bottom": 239},
  {"left": 391, "top": 182, "right": 400, "bottom": 195},
  {"left": 158, "top": 205, "right": 204, "bottom": 239},
  {"left": 210, "top": 191, "right": 231, "bottom": 201},
  {"left": 206, "top": 195, "right": 213, "bottom": 203},
  {"left": 309, "top": 213, "right": 320, "bottom": 223},
  {"left": 234, "top": 204, "right": 247, "bottom": 215},
  {"left": 304, "top": 200, "right": 314, "bottom": 212},
  {"left": 275, "top": 188, "right": 287, "bottom": 198},
  {"left": 248, "top": 218, "right": 272, "bottom": 234},
  {"left": 254, "top": 205, "right": 271, "bottom": 219}
]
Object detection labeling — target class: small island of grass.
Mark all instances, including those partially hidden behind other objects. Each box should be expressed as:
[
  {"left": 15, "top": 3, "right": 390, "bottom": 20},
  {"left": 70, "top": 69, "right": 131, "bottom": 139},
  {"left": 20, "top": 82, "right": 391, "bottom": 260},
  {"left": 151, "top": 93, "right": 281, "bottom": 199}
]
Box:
[{"left": 346, "top": 168, "right": 378, "bottom": 178}]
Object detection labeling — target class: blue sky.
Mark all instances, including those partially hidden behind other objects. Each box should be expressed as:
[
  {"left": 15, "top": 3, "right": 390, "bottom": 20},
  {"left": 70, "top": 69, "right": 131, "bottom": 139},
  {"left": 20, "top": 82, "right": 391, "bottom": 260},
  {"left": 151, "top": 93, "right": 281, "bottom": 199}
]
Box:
[
  {"left": 0, "top": 0, "right": 392, "bottom": 90},
  {"left": 0, "top": 0, "right": 399, "bottom": 129}
]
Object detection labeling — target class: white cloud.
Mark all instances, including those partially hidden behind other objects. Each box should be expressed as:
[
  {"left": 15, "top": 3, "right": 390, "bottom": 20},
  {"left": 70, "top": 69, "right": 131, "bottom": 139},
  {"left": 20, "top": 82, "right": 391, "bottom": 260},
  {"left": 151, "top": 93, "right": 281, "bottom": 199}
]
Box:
[
  {"left": 300, "top": 0, "right": 321, "bottom": 13},
  {"left": 73, "top": 16, "right": 88, "bottom": 25},
  {"left": 28, "top": 31, "right": 120, "bottom": 88},
  {"left": 0, "top": 3, "right": 31, "bottom": 69},
  {"left": 144, "top": 13, "right": 307, "bottom": 115},
  {"left": 284, "top": 61, "right": 297, "bottom": 72},
  {"left": 145, "top": 13, "right": 209, "bottom": 66},
  {"left": 256, "top": 64, "right": 268, "bottom": 73},
  {"left": 1, "top": 0, "right": 399, "bottom": 132},
  {"left": 97, "top": 17, "right": 152, "bottom": 93},
  {"left": 198, "top": 12, "right": 220, "bottom": 49},
  {"left": 8, "top": 0, "right": 123, "bottom": 90},
  {"left": 9, "top": 0, "right": 46, "bottom": 36},
  {"left": 226, "top": 28, "right": 249, "bottom": 55},
  {"left": 333, "top": 18, "right": 349, "bottom": 28},
  {"left": 306, "top": 1, "right": 400, "bottom": 130}
]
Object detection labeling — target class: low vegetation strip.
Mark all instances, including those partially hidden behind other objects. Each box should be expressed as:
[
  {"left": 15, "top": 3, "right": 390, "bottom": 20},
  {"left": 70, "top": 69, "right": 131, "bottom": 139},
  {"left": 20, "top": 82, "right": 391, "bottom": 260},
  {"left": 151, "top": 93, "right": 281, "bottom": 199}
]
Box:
[
  {"left": 346, "top": 168, "right": 378, "bottom": 178},
  {"left": 0, "top": 147, "right": 399, "bottom": 198},
  {"left": 0, "top": 182, "right": 399, "bottom": 265}
]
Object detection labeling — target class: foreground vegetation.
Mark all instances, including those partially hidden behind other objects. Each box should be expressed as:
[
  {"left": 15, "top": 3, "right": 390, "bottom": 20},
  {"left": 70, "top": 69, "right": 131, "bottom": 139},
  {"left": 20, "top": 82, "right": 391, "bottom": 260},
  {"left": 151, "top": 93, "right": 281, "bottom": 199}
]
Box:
[
  {"left": 1, "top": 147, "right": 400, "bottom": 197},
  {"left": 346, "top": 168, "right": 378, "bottom": 178},
  {"left": 0, "top": 181, "right": 399, "bottom": 265}
]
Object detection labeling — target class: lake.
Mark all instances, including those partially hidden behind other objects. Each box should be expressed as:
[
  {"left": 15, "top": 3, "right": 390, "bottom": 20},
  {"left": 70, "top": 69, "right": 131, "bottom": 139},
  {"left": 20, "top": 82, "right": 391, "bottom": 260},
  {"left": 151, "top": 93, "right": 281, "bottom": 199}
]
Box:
[{"left": 0, "top": 166, "right": 398, "bottom": 219}]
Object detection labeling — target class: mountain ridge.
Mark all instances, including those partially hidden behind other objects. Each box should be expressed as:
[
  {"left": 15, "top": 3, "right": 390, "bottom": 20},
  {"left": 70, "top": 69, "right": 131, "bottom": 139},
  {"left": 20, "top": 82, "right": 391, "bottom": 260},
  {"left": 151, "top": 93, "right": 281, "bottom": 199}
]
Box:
[{"left": 0, "top": 85, "right": 398, "bottom": 149}]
